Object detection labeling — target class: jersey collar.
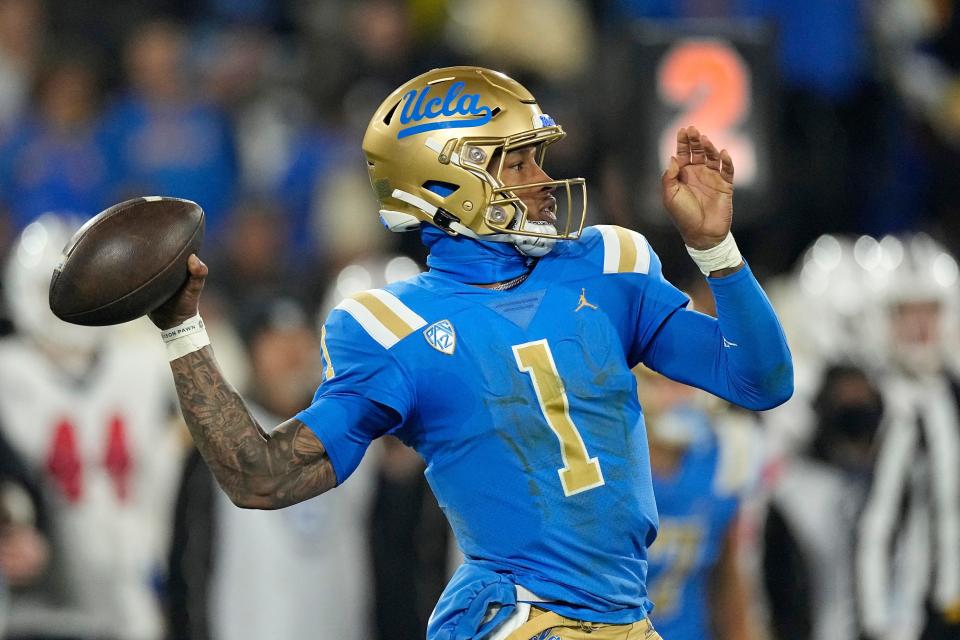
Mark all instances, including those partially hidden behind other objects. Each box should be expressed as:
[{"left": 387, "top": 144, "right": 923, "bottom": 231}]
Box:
[{"left": 421, "top": 225, "right": 533, "bottom": 285}]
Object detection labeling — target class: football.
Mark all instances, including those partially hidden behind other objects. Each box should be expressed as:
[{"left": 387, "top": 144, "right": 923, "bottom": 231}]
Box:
[{"left": 49, "top": 196, "right": 205, "bottom": 326}]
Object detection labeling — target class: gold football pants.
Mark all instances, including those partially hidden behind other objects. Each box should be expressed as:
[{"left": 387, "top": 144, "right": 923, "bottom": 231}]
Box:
[{"left": 503, "top": 606, "right": 664, "bottom": 640}]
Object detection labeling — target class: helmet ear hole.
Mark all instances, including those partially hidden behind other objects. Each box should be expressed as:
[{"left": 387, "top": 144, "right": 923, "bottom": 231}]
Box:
[
  {"left": 383, "top": 100, "right": 400, "bottom": 125},
  {"left": 423, "top": 181, "right": 460, "bottom": 198}
]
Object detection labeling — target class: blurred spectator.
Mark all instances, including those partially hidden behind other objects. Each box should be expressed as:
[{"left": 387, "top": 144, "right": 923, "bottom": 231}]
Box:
[
  {"left": 192, "top": 21, "right": 338, "bottom": 268},
  {"left": 0, "top": 423, "right": 50, "bottom": 638},
  {"left": 763, "top": 233, "right": 960, "bottom": 639},
  {"left": 762, "top": 235, "right": 888, "bottom": 437},
  {"left": 42, "top": 3, "right": 193, "bottom": 83},
  {"left": 639, "top": 367, "right": 759, "bottom": 640},
  {"left": 444, "top": 0, "right": 594, "bottom": 82},
  {"left": 370, "top": 435, "right": 451, "bottom": 640},
  {"left": 101, "top": 19, "right": 238, "bottom": 242},
  {"left": 311, "top": 160, "right": 398, "bottom": 272},
  {"left": 167, "top": 295, "right": 376, "bottom": 640},
  {"left": 0, "top": 55, "right": 115, "bottom": 230},
  {"left": 275, "top": 127, "right": 353, "bottom": 266},
  {"left": 876, "top": 0, "right": 960, "bottom": 145},
  {"left": 195, "top": 25, "right": 306, "bottom": 190},
  {"left": 207, "top": 198, "right": 297, "bottom": 310},
  {"left": 0, "top": 0, "right": 45, "bottom": 137},
  {"left": 763, "top": 363, "right": 883, "bottom": 640},
  {"left": 0, "top": 215, "right": 182, "bottom": 640},
  {"left": 290, "top": 0, "right": 439, "bottom": 268},
  {"left": 298, "top": 0, "right": 431, "bottom": 118},
  {"left": 875, "top": 0, "right": 960, "bottom": 253}
]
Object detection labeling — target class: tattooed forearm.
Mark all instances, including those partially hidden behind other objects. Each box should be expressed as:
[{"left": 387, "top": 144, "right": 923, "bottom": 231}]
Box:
[{"left": 171, "top": 346, "right": 336, "bottom": 509}]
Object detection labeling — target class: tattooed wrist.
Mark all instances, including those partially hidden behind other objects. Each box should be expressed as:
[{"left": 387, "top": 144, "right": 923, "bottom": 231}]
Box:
[{"left": 171, "top": 346, "right": 335, "bottom": 509}]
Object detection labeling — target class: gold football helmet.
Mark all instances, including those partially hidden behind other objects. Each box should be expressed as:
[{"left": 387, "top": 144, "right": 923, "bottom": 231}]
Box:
[{"left": 362, "top": 66, "right": 586, "bottom": 252}]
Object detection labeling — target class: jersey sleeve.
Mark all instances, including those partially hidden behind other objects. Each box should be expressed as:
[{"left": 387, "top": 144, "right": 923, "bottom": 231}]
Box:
[
  {"left": 294, "top": 305, "right": 412, "bottom": 484},
  {"left": 589, "top": 226, "right": 792, "bottom": 410},
  {"left": 630, "top": 242, "right": 691, "bottom": 361},
  {"left": 641, "top": 264, "right": 794, "bottom": 410},
  {"left": 590, "top": 226, "right": 690, "bottom": 367}
]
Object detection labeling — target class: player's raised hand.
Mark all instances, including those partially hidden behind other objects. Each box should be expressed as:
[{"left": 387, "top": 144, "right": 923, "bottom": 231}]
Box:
[
  {"left": 661, "top": 126, "right": 735, "bottom": 250},
  {"left": 148, "top": 254, "right": 208, "bottom": 330}
]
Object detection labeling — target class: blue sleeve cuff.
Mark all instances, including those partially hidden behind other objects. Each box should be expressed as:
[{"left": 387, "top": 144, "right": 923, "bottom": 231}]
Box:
[
  {"left": 295, "top": 393, "right": 399, "bottom": 485},
  {"left": 705, "top": 260, "right": 754, "bottom": 288}
]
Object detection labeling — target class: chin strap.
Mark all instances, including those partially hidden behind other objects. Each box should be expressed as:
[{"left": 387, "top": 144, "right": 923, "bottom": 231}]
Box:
[
  {"left": 388, "top": 189, "right": 473, "bottom": 237},
  {"left": 386, "top": 188, "right": 516, "bottom": 243},
  {"left": 388, "top": 188, "right": 558, "bottom": 258}
]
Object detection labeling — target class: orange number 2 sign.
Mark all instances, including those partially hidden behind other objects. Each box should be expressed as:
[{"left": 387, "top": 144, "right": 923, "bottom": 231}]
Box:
[{"left": 658, "top": 39, "right": 756, "bottom": 185}]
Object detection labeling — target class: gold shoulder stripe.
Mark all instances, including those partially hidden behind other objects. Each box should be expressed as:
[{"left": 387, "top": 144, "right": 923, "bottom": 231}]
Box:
[
  {"left": 353, "top": 291, "right": 417, "bottom": 338},
  {"left": 598, "top": 225, "right": 651, "bottom": 275},
  {"left": 335, "top": 289, "right": 427, "bottom": 349},
  {"left": 614, "top": 226, "right": 638, "bottom": 274}
]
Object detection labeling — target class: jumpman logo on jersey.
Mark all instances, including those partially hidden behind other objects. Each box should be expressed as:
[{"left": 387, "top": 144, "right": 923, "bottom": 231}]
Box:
[{"left": 574, "top": 288, "right": 598, "bottom": 312}]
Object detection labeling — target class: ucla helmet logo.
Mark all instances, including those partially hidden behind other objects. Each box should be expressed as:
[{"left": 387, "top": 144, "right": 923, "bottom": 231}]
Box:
[{"left": 398, "top": 81, "right": 494, "bottom": 139}]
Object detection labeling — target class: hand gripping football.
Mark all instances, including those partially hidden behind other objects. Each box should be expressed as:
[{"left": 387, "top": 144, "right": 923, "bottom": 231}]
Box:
[{"left": 49, "top": 196, "right": 205, "bottom": 326}]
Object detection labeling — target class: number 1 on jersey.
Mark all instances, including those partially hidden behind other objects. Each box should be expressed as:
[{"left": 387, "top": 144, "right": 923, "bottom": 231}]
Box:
[{"left": 513, "top": 339, "right": 605, "bottom": 496}]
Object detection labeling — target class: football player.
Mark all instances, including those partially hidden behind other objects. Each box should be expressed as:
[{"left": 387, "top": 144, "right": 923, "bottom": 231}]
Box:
[
  {"left": 856, "top": 234, "right": 960, "bottom": 640},
  {"left": 764, "top": 363, "right": 884, "bottom": 640},
  {"left": 0, "top": 214, "right": 183, "bottom": 639},
  {"left": 639, "top": 367, "right": 758, "bottom": 640},
  {"left": 149, "top": 67, "right": 793, "bottom": 639}
]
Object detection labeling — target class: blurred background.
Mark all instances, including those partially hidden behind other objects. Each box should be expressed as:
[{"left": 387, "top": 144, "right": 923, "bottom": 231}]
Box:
[{"left": 0, "top": 0, "right": 959, "bottom": 639}]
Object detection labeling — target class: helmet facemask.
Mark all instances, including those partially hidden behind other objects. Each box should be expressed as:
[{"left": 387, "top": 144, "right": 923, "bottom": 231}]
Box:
[{"left": 448, "top": 125, "right": 586, "bottom": 255}]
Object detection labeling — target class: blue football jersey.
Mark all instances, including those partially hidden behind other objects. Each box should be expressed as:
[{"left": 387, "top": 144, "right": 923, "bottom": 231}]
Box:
[
  {"left": 297, "top": 225, "right": 690, "bottom": 622},
  {"left": 644, "top": 412, "right": 746, "bottom": 640}
]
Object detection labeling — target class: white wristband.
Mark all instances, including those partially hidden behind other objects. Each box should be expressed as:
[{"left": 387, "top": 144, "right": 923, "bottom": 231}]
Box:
[
  {"left": 685, "top": 232, "right": 743, "bottom": 276},
  {"left": 161, "top": 313, "right": 210, "bottom": 362}
]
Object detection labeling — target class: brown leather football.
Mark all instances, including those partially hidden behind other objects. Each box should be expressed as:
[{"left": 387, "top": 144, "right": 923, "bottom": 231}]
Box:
[{"left": 49, "top": 196, "right": 205, "bottom": 326}]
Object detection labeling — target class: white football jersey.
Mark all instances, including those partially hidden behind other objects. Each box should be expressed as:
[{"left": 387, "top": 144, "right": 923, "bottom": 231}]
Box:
[{"left": 0, "top": 334, "right": 182, "bottom": 640}]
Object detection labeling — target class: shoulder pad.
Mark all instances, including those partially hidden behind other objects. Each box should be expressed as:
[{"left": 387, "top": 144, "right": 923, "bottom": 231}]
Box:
[
  {"left": 594, "top": 225, "right": 651, "bottom": 275},
  {"left": 334, "top": 288, "right": 427, "bottom": 349}
]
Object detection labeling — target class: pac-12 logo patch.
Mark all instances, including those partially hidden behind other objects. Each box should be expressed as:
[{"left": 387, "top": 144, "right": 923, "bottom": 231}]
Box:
[{"left": 424, "top": 319, "right": 456, "bottom": 355}]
